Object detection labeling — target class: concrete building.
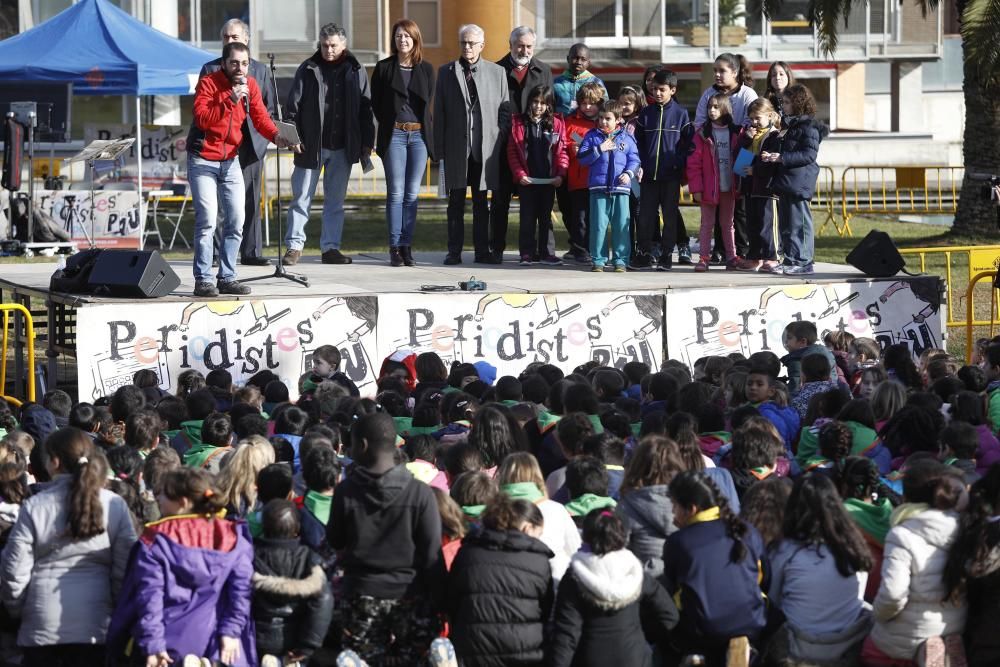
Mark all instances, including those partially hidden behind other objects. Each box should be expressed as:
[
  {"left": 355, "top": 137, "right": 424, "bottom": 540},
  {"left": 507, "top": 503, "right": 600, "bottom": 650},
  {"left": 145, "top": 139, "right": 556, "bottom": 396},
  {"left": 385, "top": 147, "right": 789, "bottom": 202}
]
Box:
[{"left": 9, "top": 0, "right": 963, "bottom": 162}]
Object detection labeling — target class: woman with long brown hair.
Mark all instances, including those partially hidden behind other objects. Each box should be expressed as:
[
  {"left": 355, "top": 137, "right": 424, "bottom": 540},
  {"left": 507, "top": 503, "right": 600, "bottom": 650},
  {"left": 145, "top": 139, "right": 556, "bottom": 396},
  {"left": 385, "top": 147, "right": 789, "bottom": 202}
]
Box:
[{"left": 371, "top": 19, "right": 436, "bottom": 267}]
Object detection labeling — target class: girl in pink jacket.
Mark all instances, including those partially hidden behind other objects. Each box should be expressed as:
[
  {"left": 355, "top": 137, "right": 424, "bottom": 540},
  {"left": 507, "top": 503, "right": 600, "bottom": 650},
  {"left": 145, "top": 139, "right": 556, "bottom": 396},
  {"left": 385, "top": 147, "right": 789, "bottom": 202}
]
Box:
[{"left": 686, "top": 94, "right": 743, "bottom": 272}]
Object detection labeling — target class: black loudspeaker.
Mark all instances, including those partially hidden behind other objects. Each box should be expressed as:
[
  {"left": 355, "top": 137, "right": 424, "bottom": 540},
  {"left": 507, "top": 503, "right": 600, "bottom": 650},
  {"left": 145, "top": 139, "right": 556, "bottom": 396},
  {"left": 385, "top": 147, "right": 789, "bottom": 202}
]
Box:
[
  {"left": 846, "top": 230, "right": 906, "bottom": 278},
  {"left": 87, "top": 250, "right": 181, "bottom": 298}
]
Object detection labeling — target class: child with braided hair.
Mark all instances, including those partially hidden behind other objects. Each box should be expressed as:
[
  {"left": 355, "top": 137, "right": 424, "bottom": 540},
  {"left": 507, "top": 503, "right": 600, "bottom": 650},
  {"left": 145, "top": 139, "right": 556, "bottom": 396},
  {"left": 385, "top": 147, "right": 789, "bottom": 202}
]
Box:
[
  {"left": 834, "top": 456, "right": 896, "bottom": 602},
  {"left": 107, "top": 467, "right": 256, "bottom": 666},
  {"left": 661, "top": 470, "right": 768, "bottom": 664},
  {"left": 801, "top": 419, "right": 853, "bottom": 474}
]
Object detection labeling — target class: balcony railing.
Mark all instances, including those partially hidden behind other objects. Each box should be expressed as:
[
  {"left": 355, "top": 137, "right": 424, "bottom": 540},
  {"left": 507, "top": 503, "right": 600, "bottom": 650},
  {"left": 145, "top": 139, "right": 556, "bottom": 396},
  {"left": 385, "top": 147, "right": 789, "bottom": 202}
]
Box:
[{"left": 520, "top": 0, "right": 943, "bottom": 62}]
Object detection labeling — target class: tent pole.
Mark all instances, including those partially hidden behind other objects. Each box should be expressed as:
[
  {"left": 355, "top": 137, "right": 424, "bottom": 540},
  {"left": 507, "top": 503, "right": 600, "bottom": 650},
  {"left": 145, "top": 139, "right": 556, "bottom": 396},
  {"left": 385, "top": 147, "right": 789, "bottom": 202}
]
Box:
[{"left": 136, "top": 96, "right": 144, "bottom": 249}]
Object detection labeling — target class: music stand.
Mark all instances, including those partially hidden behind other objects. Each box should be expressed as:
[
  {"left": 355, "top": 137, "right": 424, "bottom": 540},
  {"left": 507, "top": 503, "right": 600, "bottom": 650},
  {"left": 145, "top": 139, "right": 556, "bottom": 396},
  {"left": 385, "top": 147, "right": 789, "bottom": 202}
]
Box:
[
  {"left": 64, "top": 138, "right": 135, "bottom": 248},
  {"left": 241, "top": 53, "right": 309, "bottom": 288}
]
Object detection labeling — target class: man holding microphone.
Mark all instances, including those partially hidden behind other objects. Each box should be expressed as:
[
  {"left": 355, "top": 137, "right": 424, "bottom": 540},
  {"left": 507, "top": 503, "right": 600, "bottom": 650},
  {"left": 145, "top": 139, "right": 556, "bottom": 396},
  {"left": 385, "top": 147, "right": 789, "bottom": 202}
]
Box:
[{"left": 186, "top": 41, "right": 298, "bottom": 297}]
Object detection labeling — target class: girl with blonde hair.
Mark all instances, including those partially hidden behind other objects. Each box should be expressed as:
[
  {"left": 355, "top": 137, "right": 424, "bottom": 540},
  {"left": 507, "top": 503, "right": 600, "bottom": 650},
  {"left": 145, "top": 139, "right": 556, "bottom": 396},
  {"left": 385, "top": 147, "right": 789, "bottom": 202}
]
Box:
[
  {"left": 497, "top": 452, "right": 580, "bottom": 581},
  {"left": 217, "top": 435, "right": 275, "bottom": 518}
]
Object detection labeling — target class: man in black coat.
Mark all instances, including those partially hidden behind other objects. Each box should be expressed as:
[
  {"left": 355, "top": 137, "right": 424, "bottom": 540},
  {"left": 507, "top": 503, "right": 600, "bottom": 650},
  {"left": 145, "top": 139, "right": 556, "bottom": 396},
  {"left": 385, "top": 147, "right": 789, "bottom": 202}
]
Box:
[
  {"left": 282, "top": 23, "right": 375, "bottom": 266},
  {"left": 491, "top": 26, "right": 553, "bottom": 260},
  {"left": 197, "top": 19, "right": 276, "bottom": 266}
]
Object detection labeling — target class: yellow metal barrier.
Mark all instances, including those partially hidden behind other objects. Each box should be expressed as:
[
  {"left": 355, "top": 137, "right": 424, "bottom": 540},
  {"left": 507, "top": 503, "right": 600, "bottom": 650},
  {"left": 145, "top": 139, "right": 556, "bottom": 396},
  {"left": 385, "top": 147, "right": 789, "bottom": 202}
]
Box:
[
  {"left": 0, "top": 303, "right": 36, "bottom": 407},
  {"left": 841, "top": 165, "right": 963, "bottom": 237},
  {"left": 966, "top": 271, "right": 999, "bottom": 363},
  {"left": 814, "top": 166, "right": 839, "bottom": 236},
  {"left": 897, "top": 245, "right": 1000, "bottom": 343}
]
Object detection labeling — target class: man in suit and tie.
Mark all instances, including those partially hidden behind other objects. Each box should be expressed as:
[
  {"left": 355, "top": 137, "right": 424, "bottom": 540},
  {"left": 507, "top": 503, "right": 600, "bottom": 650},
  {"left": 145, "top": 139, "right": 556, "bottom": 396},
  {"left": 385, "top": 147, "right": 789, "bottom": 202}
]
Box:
[{"left": 197, "top": 18, "right": 275, "bottom": 266}]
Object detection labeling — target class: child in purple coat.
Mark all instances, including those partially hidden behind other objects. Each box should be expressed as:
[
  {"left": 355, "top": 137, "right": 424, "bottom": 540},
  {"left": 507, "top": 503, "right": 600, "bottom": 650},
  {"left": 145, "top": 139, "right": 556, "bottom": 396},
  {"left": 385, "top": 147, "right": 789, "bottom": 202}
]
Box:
[{"left": 108, "top": 468, "right": 256, "bottom": 666}]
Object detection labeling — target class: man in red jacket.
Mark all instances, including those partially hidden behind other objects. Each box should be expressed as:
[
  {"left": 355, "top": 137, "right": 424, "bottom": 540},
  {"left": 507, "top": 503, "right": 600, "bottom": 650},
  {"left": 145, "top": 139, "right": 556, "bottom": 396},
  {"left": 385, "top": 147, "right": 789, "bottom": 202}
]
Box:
[{"left": 187, "top": 41, "right": 297, "bottom": 297}]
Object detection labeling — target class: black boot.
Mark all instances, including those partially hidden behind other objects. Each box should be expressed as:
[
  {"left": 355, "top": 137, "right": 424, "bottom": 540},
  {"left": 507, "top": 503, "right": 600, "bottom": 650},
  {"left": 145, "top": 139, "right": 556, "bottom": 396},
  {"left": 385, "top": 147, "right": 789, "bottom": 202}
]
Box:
[
  {"left": 401, "top": 246, "right": 415, "bottom": 266},
  {"left": 389, "top": 246, "right": 404, "bottom": 267}
]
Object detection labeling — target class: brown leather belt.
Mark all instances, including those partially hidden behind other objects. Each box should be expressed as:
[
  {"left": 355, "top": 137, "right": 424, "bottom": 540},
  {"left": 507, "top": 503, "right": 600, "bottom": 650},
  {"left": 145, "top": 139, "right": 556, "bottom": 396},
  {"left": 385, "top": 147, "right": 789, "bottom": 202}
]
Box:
[{"left": 394, "top": 121, "right": 422, "bottom": 131}]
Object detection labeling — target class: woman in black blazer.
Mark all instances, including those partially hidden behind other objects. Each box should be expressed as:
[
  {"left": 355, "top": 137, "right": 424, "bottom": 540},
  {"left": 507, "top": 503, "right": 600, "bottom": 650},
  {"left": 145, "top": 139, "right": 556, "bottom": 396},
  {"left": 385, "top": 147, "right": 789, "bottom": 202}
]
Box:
[{"left": 371, "top": 19, "right": 435, "bottom": 267}]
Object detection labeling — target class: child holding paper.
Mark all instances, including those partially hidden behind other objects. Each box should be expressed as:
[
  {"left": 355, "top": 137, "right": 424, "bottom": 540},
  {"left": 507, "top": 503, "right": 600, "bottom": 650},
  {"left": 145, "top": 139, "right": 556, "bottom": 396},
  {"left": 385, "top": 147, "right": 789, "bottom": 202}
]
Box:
[
  {"left": 507, "top": 85, "right": 570, "bottom": 266},
  {"left": 734, "top": 98, "right": 783, "bottom": 272}
]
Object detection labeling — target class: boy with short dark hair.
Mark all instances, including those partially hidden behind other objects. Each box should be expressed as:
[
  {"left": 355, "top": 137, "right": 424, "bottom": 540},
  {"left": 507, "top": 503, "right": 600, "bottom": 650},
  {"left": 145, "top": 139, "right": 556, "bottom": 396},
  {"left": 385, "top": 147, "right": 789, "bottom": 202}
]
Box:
[
  {"left": 781, "top": 320, "right": 838, "bottom": 394},
  {"left": 328, "top": 413, "right": 443, "bottom": 664},
  {"left": 940, "top": 421, "right": 981, "bottom": 486},
  {"left": 790, "top": 353, "right": 841, "bottom": 421},
  {"left": 632, "top": 69, "right": 692, "bottom": 270},
  {"left": 182, "top": 410, "right": 233, "bottom": 471},
  {"left": 577, "top": 99, "right": 641, "bottom": 272},
  {"left": 745, "top": 365, "right": 800, "bottom": 468},
  {"left": 306, "top": 344, "right": 360, "bottom": 397}
]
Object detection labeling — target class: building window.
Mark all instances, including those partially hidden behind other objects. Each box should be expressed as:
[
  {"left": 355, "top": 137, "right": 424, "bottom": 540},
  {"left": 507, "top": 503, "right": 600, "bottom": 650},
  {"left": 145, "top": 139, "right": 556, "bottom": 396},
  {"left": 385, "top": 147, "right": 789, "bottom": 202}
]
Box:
[{"left": 404, "top": 0, "right": 439, "bottom": 47}]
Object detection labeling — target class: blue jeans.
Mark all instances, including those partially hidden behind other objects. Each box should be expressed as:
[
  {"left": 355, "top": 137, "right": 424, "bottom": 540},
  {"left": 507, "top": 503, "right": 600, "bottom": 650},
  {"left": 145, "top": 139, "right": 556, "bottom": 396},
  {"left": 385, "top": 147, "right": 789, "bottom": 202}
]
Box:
[
  {"left": 285, "top": 148, "right": 351, "bottom": 251},
  {"left": 384, "top": 129, "right": 427, "bottom": 246},
  {"left": 779, "top": 196, "right": 814, "bottom": 266},
  {"left": 189, "top": 155, "right": 244, "bottom": 283}
]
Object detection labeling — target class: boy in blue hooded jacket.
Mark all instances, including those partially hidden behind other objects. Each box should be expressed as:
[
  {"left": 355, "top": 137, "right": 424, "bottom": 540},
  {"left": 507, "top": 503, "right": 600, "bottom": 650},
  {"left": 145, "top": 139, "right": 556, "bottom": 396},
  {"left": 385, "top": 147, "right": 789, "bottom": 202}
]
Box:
[{"left": 577, "top": 100, "right": 641, "bottom": 272}]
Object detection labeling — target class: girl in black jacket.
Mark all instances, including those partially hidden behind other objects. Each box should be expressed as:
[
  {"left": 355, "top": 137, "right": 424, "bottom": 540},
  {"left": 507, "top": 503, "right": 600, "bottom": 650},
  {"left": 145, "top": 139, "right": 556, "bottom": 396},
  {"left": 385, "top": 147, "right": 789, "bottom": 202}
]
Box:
[
  {"left": 549, "top": 509, "right": 679, "bottom": 667},
  {"left": 761, "top": 83, "right": 826, "bottom": 276},
  {"left": 447, "top": 494, "right": 554, "bottom": 666}
]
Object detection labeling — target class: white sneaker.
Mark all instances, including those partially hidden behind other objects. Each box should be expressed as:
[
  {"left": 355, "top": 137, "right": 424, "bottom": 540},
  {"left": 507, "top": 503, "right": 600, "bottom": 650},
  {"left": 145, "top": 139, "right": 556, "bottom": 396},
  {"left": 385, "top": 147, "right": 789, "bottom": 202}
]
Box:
[{"left": 261, "top": 655, "right": 282, "bottom": 667}]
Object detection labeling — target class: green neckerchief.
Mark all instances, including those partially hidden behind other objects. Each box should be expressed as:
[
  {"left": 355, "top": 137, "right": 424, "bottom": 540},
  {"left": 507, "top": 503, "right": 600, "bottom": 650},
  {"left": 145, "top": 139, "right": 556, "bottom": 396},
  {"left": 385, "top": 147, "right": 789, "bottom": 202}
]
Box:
[
  {"left": 564, "top": 493, "right": 617, "bottom": 517},
  {"left": 304, "top": 490, "right": 333, "bottom": 526},
  {"left": 701, "top": 430, "right": 731, "bottom": 443},
  {"left": 631, "top": 422, "right": 642, "bottom": 436},
  {"left": 442, "top": 385, "right": 459, "bottom": 394},
  {"left": 537, "top": 411, "right": 562, "bottom": 433},
  {"left": 462, "top": 504, "right": 486, "bottom": 518},
  {"left": 247, "top": 510, "right": 263, "bottom": 538},
  {"left": 586, "top": 414, "right": 605, "bottom": 434},
  {"left": 501, "top": 400, "right": 520, "bottom": 407},
  {"left": 178, "top": 419, "right": 204, "bottom": 446},
  {"left": 393, "top": 416, "right": 414, "bottom": 434},
  {"left": 163, "top": 429, "right": 180, "bottom": 440},
  {"left": 943, "top": 457, "right": 958, "bottom": 466},
  {"left": 891, "top": 502, "right": 930, "bottom": 528},
  {"left": 502, "top": 481, "right": 545, "bottom": 503},
  {"left": 749, "top": 466, "right": 773, "bottom": 480},
  {"left": 183, "top": 442, "right": 223, "bottom": 468},
  {"left": 844, "top": 497, "right": 892, "bottom": 545}
]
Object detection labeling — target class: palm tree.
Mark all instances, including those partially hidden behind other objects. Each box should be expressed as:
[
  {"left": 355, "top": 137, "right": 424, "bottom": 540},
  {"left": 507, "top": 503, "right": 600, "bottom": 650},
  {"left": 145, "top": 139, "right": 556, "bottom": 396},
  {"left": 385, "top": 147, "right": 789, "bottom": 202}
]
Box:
[{"left": 751, "top": 0, "right": 1000, "bottom": 235}]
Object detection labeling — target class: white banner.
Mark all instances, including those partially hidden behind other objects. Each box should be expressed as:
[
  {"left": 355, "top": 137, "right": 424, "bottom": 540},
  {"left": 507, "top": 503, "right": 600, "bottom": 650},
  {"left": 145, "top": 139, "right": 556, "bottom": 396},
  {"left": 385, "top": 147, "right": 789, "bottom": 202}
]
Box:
[
  {"left": 35, "top": 189, "right": 141, "bottom": 248},
  {"left": 74, "top": 290, "right": 665, "bottom": 401},
  {"left": 665, "top": 277, "right": 944, "bottom": 366},
  {"left": 376, "top": 291, "right": 664, "bottom": 374}
]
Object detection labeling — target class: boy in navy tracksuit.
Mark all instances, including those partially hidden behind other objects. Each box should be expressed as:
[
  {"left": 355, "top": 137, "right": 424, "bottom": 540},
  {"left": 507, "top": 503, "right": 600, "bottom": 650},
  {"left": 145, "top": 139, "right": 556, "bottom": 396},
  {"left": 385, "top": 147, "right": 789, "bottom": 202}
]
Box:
[
  {"left": 632, "top": 69, "right": 692, "bottom": 271},
  {"left": 577, "top": 100, "right": 641, "bottom": 272}
]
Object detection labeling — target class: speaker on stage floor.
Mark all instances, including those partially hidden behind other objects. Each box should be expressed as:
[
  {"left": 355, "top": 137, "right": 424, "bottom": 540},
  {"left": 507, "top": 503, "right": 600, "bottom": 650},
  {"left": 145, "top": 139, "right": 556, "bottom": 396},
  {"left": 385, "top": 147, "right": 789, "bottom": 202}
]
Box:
[
  {"left": 87, "top": 249, "right": 181, "bottom": 298},
  {"left": 846, "top": 230, "right": 906, "bottom": 278}
]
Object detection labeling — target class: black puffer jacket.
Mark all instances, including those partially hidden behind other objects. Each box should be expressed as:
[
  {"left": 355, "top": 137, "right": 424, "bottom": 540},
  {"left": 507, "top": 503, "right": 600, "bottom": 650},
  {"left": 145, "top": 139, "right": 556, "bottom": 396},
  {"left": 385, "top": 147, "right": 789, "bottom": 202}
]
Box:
[
  {"left": 447, "top": 525, "right": 554, "bottom": 666},
  {"left": 252, "top": 537, "right": 334, "bottom": 658},
  {"left": 548, "top": 549, "right": 679, "bottom": 667},
  {"left": 770, "top": 114, "right": 828, "bottom": 200},
  {"left": 964, "top": 523, "right": 1000, "bottom": 666}
]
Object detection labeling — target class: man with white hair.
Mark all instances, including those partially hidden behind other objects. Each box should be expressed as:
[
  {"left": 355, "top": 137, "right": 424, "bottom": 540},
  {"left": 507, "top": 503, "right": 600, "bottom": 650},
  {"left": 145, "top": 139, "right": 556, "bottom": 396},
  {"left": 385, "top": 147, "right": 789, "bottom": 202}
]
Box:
[
  {"left": 491, "top": 26, "right": 554, "bottom": 262},
  {"left": 434, "top": 24, "right": 510, "bottom": 265},
  {"left": 194, "top": 18, "right": 276, "bottom": 266}
]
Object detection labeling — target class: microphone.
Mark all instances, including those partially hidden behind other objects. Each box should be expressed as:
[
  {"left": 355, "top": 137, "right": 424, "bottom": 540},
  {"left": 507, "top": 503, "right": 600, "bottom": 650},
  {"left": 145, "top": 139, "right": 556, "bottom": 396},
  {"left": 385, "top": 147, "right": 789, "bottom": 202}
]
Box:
[{"left": 236, "top": 75, "right": 250, "bottom": 115}]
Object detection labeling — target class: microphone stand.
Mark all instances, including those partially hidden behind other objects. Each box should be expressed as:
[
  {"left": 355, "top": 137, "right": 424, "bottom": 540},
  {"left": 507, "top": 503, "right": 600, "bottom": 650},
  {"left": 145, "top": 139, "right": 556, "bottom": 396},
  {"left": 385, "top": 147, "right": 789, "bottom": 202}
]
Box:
[{"left": 241, "top": 53, "right": 309, "bottom": 288}]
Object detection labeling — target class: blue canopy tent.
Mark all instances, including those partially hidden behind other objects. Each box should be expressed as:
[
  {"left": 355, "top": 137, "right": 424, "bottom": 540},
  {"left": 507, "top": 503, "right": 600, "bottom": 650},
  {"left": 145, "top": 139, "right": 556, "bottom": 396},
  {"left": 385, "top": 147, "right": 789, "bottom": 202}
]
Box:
[{"left": 0, "top": 0, "right": 215, "bottom": 245}]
